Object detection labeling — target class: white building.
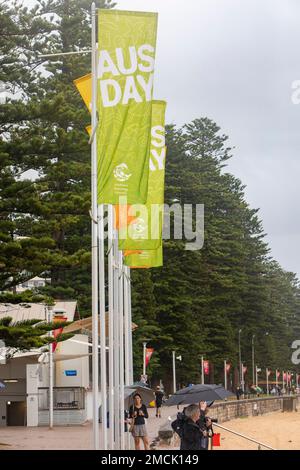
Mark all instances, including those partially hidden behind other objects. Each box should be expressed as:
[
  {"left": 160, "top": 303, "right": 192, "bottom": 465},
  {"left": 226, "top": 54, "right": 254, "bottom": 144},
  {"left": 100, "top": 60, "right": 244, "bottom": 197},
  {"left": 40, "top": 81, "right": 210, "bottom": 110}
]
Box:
[
  {"left": 15, "top": 276, "right": 51, "bottom": 294},
  {"left": 0, "top": 301, "right": 93, "bottom": 427}
]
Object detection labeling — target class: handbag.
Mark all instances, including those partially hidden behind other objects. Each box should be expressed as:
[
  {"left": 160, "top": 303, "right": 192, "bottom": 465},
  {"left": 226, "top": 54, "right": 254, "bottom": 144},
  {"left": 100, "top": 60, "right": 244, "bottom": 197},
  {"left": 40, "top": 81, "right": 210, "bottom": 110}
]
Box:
[{"left": 129, "top": 415, "right": 135, "bottom": 433}]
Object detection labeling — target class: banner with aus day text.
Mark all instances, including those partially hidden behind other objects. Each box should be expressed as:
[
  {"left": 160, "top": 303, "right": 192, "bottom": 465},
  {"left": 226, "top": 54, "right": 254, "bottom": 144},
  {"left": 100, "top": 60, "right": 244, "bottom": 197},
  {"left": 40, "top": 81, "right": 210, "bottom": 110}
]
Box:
[{"left": 97, "top": 9, "right": 158, "bottom": 205}]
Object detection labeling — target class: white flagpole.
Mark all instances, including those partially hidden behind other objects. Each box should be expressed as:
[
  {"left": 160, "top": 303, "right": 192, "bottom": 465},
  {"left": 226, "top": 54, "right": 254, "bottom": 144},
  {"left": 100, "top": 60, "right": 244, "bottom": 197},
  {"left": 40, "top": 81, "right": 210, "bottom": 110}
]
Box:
[
  {"left": 91, "top": 2, "right": 99, "bottom": 450},
  {"left": 98, "top": 204, "right": 107, "bottom": 449},
  {"left": 119, "top": 250, "right": 125, "bottom": 450},
  {"left": 47, "top": 306, "right": 54, "bottom": 429},
  {"left": 124, "top": 266, "right": 130, "bottom": 387},
  {"left": 113, "top": 226, "right": 120, "bottom": 449},
  {"left": 128, "top": 270, "right": 134, "bottom": 385},
  {"left": 108, "top": 205, "right": 114, "bottom": 449},
  {"left": 124, "top": 265, "right": 131, "bottom": 450}
]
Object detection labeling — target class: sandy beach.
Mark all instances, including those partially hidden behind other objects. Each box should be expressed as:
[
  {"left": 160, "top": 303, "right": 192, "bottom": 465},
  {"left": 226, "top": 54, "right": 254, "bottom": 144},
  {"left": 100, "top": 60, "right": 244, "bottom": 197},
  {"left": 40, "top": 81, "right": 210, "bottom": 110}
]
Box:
[{"left": 212, "top": 411, "right": 300, "bottom": 450}]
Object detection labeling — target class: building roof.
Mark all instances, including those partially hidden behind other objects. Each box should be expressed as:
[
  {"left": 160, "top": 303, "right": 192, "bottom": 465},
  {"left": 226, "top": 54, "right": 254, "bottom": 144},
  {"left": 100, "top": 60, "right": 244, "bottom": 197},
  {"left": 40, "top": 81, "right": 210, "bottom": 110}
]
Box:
[{"left": 0, "top": 301, "right": 78, "bottom": 323}]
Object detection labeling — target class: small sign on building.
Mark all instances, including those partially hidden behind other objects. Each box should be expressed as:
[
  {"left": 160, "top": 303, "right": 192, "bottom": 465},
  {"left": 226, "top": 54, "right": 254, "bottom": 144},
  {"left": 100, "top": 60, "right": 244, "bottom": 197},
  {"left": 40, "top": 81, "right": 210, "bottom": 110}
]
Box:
[{"left": 65, "top": 370, "right": 77, "bottom": 377}]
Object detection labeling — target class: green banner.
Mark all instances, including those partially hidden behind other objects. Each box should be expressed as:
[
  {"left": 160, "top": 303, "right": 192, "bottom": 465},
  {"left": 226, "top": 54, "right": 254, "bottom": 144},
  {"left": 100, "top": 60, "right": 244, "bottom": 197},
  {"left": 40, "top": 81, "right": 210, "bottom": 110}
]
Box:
[
  {"left": 124, "top": 245, "right": 163, "bottom": 268},
  {"left": 97, "top": 10, "right": 158, "bottom": 204},
  {"left": 118, "top": 100, "right": 166, "bottom": 250}
]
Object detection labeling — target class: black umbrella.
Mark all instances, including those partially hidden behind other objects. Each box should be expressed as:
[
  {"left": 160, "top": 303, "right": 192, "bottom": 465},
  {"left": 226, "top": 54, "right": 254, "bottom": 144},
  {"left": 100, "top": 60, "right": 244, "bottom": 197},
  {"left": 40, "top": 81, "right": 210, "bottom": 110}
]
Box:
[{"left": 165, "top": 384, "right": 234, "bottom": 406}]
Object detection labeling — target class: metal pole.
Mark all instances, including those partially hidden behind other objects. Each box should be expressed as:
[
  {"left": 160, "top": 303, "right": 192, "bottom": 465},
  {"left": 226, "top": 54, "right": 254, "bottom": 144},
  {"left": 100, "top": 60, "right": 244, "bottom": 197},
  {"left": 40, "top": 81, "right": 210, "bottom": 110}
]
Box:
[
  {"left": 252, "top": 335, "right": 255, "bottom": 386},
  {"left": 108, "top": 205, "right": 114, "bottom": 450},
  {"left": 255, "top": 365, "right": 258, "bottom": 387},
  {"left": 224, "top": 360, "right": 227, "bottom": 390},
  {"left": 113, "top": 225, "right": 120, "bottom": 450},
  {"left": 124, "top": 270, "right": 130, "bottom": 452},
  {"left": 91, "top": 2, "right": 99, "bottom": 450},
  {"left": 47, "top": 306, "right": 53, "bottom": 429},
  {"left": 238, "top": 329, "right": 242, "bottom": 387},
  {"left": 127, "top": 268, "right": 134, "bottom": 449},
  {"left": 241, "top": 363, "right": 244, "bottom": 393},
  {"left": 143, "top": 342, "right": 147, "bottom": 377},
  {"left": 128, "top": 271, "right": 134, "bottom": 385},
  {"left": 124, "top": 266, "right": 130, "bottom": 387},
  {"left": 201, "top": 356, "right": 204, "bottom": 385},
  {"left": 266, "top": 368, "right": 269, "bottom": 395},
  {"left": 98, "top": 205, "right": 107, "bottom": 449},
  {"left": 275, "top": 369, "right": 278, "bottom": 390},
  {"left": 118, "top": 251, "right": 125, "bottom": 450},
  {"left": 172, "top": 351, "right": 176, "bottom": 393},
  {"left": 282, "top": 371, "right": 285, "bottom": 392},
  {"left": 213, "top": 423, "right": 276, "bottom": 450}
]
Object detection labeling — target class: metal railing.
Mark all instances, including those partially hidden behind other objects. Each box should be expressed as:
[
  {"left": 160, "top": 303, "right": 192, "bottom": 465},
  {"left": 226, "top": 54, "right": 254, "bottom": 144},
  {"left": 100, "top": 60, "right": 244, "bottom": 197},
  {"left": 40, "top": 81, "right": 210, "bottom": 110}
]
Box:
[{"left": 213, "top": 422, "right": 276, "bottom": 450}]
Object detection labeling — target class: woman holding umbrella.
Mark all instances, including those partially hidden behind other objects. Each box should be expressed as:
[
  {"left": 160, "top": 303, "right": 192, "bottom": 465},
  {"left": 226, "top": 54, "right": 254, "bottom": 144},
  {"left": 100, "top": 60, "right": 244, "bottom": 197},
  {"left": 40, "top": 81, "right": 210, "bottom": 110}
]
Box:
[{"left": 129, "top": 393, "right": 149, "bottom": 450}]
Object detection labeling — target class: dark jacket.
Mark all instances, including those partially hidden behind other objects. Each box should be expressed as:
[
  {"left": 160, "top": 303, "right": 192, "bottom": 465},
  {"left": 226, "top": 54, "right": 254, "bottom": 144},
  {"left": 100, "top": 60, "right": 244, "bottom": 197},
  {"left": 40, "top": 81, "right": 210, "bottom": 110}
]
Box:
[{"left": 180, "top": 418, "right": 204, "bottom": 450}]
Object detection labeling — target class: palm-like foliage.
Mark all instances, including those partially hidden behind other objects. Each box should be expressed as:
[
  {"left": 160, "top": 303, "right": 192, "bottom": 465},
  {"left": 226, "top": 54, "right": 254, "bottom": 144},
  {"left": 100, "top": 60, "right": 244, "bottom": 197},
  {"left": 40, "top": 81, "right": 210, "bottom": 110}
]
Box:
[{"left": 0, "top": 316, "right": 73, "bottom": 356}]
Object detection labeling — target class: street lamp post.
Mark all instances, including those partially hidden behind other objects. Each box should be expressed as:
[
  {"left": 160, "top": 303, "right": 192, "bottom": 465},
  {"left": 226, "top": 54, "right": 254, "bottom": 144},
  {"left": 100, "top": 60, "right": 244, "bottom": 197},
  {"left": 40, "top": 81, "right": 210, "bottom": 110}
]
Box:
[
  {"left": 172, "top": 351, "right": 176, "bottom": 393},
  {"left": 238, "top": 329, "right": 242, "bottom": 389},
  {"left": 224, "top": 360, "right": 227, "bottom": 390},
  {"left": 172, "top": 352, "right": 182, "bottom": 393},
  {"left": 252, "top": 335, "right": 255, "bottom": 386}
]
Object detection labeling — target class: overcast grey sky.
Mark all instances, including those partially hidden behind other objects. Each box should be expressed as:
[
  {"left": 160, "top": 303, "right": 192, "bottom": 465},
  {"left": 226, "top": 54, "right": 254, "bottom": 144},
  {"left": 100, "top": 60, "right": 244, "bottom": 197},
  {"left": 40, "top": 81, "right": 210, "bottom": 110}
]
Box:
[
  {"left": 24, "top": 0, "right": 300, "bottom": 276},
  {"left": 115, "top": 0, "right": 300, "bottom": 276}
]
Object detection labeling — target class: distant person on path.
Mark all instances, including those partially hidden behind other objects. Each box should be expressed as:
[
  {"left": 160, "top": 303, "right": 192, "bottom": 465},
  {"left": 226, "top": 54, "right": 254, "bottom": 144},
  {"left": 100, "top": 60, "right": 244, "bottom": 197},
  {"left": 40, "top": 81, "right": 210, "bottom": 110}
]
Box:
[
  {"left": 129, "top": 393, "right": 149, "bottom": 450},
  {"left": 236, "top": 386, "right": 242, "bottom": 400},
  {"left": 155, "top": 385, "right": 164, "bottom": 418}
]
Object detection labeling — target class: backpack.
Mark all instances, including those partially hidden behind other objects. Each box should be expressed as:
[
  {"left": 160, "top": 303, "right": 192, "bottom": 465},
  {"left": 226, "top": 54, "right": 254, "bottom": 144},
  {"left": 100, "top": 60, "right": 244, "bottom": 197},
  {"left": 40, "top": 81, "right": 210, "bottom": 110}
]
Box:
[{"left": 171, "top": 412, "right": 187, "bottom": 438}]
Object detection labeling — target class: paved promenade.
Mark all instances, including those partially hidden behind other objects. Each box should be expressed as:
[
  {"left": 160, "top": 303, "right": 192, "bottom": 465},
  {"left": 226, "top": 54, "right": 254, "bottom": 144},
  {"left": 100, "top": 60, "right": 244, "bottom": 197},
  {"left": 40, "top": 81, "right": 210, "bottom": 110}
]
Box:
[{"left": 0, "top": 406, "right": 177, "bottom": 450}]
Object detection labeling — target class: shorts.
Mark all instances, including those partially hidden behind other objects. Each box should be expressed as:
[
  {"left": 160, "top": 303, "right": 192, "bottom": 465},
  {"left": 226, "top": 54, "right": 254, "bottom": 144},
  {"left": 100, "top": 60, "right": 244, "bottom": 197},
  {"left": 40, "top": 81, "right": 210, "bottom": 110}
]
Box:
[{"left": 132, "top": 424, "right": 148, "bottom": 437}]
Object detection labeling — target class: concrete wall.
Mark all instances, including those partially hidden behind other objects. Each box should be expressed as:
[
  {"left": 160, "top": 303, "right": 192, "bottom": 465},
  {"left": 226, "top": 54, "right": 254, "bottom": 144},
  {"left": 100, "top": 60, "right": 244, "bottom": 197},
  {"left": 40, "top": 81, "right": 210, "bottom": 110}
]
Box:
[
  {"left": 38, "top": 409, "right": 87, "bottom": 426},
  {"left": 208, "top": 395, "right": 300, "bottom": 422}
]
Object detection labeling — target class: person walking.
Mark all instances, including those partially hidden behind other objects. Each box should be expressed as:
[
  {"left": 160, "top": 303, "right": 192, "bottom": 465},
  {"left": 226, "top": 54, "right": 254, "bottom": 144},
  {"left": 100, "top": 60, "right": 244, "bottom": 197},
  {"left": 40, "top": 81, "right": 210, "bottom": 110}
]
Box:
[
  {"left": 129, "top": 393, "right": 149, "bottom": 450},
  {"left": 236, "top": 386, "right": 242, "bottom": 400},
  {"left": 154, "top": 385, "right": 164, "bottom": 418}
]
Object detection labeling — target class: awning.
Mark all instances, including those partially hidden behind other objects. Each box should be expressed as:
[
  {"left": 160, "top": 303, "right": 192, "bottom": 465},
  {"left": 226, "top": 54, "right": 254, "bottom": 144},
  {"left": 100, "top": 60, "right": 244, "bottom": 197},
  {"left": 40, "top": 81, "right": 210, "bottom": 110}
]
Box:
[{"left": 63, "top": 314, "right": 137, "bottom": 336}]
